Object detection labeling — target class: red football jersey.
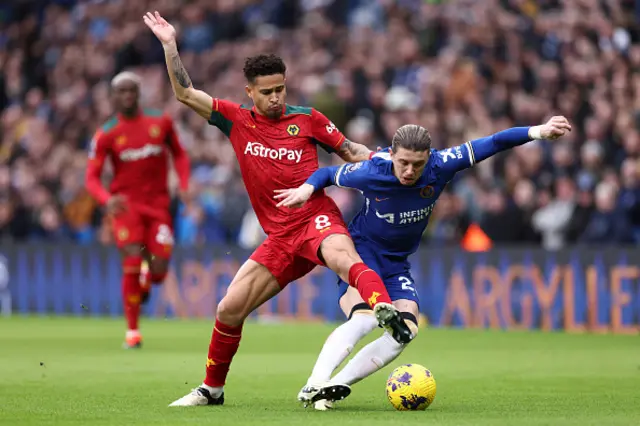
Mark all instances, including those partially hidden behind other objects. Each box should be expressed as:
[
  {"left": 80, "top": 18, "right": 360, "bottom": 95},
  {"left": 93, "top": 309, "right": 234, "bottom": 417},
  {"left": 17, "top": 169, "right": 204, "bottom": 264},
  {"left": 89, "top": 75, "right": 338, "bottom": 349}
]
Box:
[
  {"left": 209, "top": 100, "right": 345, "bottom": 236},
  {"left": 85, "top": 109, "right": 190, "bottom": 213}
]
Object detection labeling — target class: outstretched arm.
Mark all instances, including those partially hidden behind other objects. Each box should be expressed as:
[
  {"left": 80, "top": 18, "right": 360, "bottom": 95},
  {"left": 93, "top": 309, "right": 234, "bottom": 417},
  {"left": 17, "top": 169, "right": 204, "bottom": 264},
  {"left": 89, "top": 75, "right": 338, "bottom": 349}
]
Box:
[
  {"left": 144, "top": 11, "right": 212, "bottom": 120},
  {"left": 439, "top": 116, "right": 572, "bottom": 179}
]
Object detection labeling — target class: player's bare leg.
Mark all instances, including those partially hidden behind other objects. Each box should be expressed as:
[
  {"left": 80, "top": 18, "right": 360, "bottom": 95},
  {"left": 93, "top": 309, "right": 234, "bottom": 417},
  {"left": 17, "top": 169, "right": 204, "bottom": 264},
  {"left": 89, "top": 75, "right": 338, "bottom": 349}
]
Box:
[
  {"left": 119, "top": 244, "right": 145, "bottom": 349},
  {"left": 141, "top": 222, "right": 174, "bottom": 303},
  {"left": 309, "top": 291, "right": 419, "bottom": 410},
  {"left": 319, "top": 234, "right": 413, "bottom": 344},
  {"left": 148, "top": 256, "right": 170, "bottom": 283},
  {"left": 139, "top": 256, "right": 151, "bottom": 304},
  {"left": 169, "top": 260, "right": 282, "bottom": 407},
  {"left": 139, "top": 255, "right": 170, "bottom": 304}
]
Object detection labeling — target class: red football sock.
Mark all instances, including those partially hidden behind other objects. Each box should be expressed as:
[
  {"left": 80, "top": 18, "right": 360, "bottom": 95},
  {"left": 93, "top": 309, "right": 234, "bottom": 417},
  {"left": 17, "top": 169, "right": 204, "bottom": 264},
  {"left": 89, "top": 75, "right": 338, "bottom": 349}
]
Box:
[
  {"left": 203, "top": 319, "right": 243, "bottom": 387},
  {"left": 348, "top": 262, "right": 392, "bottom": 308},
  {"left": 122, "top": 256, "right": 142, "bottom": 330}
]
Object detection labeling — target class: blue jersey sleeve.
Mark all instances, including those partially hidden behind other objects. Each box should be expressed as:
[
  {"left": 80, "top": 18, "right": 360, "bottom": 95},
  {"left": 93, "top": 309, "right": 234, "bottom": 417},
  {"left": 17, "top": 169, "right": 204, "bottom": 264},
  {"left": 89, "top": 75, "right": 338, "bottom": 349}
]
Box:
[
  {"left": 305, "top": 161, "right": 371, "bottom": 192},
  {"left": 437, "top": 127, "right": 532, "bottom": 181}
]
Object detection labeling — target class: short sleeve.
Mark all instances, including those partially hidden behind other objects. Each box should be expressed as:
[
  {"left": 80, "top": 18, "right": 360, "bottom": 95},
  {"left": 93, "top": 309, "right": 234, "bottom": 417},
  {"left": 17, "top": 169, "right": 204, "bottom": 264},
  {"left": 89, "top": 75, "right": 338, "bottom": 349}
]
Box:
[
  {"left": 310, "top": 108, "right": 345, "bottom": 152},
  {"left": 208, "top": 99, "right": 240, "bottom": 137}
]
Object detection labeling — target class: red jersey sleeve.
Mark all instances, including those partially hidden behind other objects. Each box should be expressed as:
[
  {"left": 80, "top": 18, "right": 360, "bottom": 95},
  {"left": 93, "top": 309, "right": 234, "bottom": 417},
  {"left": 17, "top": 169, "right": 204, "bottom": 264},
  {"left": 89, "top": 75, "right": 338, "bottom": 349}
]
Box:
[
  {"left": 163, "top": 115, "right": 190, "bottom": 192},
  {"left": 207, "top": 98, "right": 240, "bottom": 137},
  {"left": 310, "top": 108, "right": 345, "bottom": 152},
  {"left": 85, "top": 130, "right": 112, "bottom": 205}
]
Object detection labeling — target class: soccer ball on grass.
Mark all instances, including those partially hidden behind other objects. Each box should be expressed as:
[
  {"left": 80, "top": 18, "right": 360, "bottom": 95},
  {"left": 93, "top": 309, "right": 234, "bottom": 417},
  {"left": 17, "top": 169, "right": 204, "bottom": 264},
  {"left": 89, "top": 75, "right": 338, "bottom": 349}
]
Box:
[{"left": 386, "top": 364, "right": 436, "bottom": 411}]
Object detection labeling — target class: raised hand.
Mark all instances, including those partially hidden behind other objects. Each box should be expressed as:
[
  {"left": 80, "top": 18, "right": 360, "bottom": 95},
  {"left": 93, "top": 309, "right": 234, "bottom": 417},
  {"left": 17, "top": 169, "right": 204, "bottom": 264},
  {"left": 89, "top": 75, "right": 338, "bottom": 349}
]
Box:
[
  {"left": 540, "top": 116, "right": 572, "bottom": 140},
  {"left": 273, "top": 184, "right": 316, "bottom": 208},
  {"left": 143, "top": 11, "right": 176, "bottom": 46}
]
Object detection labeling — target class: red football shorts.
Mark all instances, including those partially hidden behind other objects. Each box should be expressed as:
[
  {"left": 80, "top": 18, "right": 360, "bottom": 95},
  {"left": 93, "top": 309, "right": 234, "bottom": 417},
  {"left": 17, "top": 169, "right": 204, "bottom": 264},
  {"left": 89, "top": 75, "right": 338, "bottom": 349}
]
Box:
[
  {"left": 250, "top": 202, "right": 350, "bottom": 288},
  {"left": 111, "top": 203, "right": 174, "bottom": 259}
]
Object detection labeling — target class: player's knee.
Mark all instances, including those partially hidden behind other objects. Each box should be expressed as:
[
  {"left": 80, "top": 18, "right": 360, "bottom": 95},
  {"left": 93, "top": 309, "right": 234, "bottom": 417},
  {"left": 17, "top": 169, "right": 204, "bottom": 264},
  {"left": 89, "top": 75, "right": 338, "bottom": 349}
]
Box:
[
  {"left": 331, "top": 251, "right": 363, "bottom": 280},
  {"left": 401, "top": 311, "right": 419, "bottom": 340},
  {"left": 216, "top": 297, "right": 246, "bottom": 327},
  {"left": 149, "top": 258, "right": 169, "bottom": 284},
  {"left": 320, "top": 235, "right": 361, "bottom": 273}
]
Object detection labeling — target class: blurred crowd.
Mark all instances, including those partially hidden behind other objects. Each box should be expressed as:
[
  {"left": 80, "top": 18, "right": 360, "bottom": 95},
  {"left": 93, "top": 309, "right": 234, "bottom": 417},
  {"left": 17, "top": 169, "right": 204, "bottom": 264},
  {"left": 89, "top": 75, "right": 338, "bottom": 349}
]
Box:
[{"left": 1, "top": 0, "right": 640, "bottom": 249}]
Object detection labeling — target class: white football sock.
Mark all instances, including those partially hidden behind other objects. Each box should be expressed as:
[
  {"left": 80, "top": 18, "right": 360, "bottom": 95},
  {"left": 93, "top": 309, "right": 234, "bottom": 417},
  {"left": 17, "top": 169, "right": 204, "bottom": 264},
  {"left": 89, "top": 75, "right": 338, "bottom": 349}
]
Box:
[
  {"left": 307, "top": 314, "right": 379, "bottom": 384},
  {"left": 201, "top": 383, "right": 223, "bottom": 398},
  {"left": 330, "top": 331, "right": 404, "bottom": 386}
]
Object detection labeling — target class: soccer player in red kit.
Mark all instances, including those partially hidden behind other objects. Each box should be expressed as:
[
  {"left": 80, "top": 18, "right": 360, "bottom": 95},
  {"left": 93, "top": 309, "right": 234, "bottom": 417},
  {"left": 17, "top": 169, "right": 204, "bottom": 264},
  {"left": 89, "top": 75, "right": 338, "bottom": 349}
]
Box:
[
  {"left": 144, "top": 11, "right": 412, "bottom": 407},
  {"left": 85, "top": 71, "right": 190, "bottom": 349}
]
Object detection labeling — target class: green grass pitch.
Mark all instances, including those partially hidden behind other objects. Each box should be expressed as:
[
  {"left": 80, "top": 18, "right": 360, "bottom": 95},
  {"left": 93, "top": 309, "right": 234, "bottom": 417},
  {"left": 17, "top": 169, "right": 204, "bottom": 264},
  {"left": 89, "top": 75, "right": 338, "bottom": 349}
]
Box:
[{"left": 0, "top": 317, "right": 638, "bottom": 425}]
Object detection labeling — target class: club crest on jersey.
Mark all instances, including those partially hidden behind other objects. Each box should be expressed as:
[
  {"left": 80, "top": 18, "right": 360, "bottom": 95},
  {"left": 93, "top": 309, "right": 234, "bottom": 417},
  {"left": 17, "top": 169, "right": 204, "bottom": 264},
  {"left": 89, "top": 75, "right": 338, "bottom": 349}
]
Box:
[
  {"left": 287, "top": 124, "right": 300, "bottom": 136},
  {"left": 117, "top": 228, "right": 129, "bottom": 241},
  {"left": 149, "top": 125, "right": 160, "bottom": 138},
  {"left": 420, "top": 186, "right": 435, "bottom": 198},
  {"left": 116, "top": 135, "right": 127, "bottom": 146}
]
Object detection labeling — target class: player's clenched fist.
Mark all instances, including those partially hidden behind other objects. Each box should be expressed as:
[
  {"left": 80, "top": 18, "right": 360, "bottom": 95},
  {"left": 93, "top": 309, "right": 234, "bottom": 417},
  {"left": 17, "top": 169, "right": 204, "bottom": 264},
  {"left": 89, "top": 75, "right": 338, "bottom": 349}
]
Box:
[
  {"left": 143, "top": 11, "right": 176, "bottom": 46},
  {"left": 529, "top": 116, "right": 572, "bottom": 140},
  {"left": 274, "top": 184, "right": 315, "bottom": 208}
]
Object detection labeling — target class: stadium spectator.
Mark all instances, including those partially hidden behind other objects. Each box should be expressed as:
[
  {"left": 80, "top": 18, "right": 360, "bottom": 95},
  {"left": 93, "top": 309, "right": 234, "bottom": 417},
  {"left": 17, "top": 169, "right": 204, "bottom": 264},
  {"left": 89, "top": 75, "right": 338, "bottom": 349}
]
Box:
[{"left": 579, "top": 180, "right": 635, "bottom": 244}]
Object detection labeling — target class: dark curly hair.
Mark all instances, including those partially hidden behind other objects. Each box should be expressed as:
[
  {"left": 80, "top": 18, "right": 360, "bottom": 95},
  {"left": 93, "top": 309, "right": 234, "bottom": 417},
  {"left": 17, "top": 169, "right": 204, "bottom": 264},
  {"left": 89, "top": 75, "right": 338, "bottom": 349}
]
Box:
[{"left": 243, "top": 54, "right": 287, "bottom": 84}]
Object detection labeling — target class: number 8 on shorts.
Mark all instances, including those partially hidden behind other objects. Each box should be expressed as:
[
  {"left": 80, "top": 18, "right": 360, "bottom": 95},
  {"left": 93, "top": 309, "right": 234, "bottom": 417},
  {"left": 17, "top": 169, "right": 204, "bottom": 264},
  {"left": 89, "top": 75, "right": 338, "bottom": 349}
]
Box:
[{"left": 315, "top": 215, "right": 331, "bottom": 230}]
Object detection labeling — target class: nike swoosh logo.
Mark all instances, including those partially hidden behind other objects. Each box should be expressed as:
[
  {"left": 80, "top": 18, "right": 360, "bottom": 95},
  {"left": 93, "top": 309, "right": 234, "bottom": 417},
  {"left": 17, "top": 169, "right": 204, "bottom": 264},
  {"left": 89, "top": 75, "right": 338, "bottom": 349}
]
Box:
[{"left": 375, "top": 197, "right": 389, "bottom": 202}]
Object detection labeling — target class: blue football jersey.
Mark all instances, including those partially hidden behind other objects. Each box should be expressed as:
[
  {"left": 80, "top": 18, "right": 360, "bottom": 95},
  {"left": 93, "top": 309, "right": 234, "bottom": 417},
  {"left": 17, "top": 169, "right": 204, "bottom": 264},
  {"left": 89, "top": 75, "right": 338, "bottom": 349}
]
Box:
[{"left": 329, "top": 142, "right": 476, "bottom": 257}]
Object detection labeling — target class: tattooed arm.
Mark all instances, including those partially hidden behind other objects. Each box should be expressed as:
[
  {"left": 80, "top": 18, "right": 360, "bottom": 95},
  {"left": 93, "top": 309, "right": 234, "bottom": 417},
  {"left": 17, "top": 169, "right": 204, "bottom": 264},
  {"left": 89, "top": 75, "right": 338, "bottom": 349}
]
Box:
[
  {"left": 337, "top": 139, "right": 373, "bottom": 163},
  {"left": 163, "top": 42, "right": 213, "bottom": 120},
  {"left": 144, "top": 11, "right": 213, "bottom": 119}
]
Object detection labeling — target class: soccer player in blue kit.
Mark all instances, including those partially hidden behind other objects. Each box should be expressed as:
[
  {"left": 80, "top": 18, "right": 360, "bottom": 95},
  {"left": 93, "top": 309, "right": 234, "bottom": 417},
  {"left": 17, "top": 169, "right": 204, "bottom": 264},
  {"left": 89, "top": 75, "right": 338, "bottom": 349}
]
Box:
[{"left": 275, "top": 116, "right": 571, "bottom": 409}]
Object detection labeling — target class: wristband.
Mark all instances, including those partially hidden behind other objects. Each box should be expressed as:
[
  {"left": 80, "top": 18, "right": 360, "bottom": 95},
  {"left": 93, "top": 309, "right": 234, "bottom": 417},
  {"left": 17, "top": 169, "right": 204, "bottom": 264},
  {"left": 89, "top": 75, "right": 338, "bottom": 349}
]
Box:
[{"left": 528, "top": 126, "right": 542, "bottom": 140}]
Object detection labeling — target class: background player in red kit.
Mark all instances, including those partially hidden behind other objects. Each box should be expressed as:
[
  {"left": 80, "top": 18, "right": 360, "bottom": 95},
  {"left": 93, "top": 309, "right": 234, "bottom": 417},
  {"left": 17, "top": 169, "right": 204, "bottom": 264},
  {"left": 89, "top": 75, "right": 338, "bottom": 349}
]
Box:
[
  {"left": 85, "top": 71, "right": 190, "bottom": 349},
  {"left": 144, "top": 10, "right": 413, "bottom": 407}
]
